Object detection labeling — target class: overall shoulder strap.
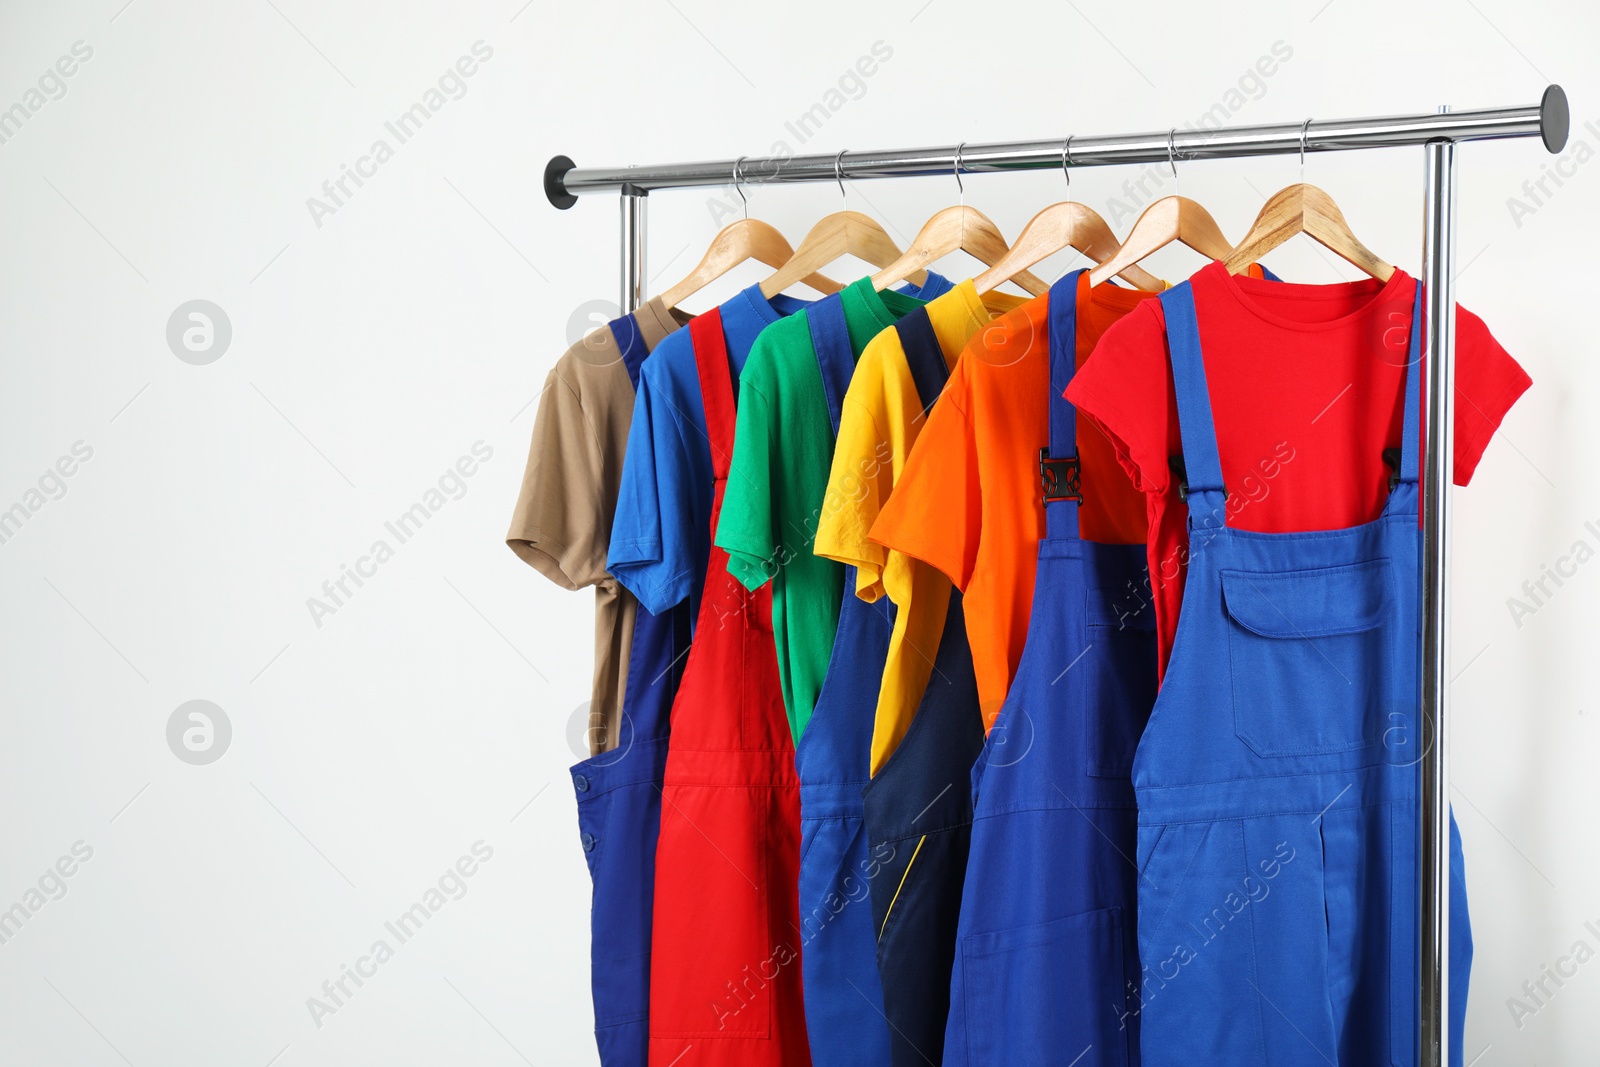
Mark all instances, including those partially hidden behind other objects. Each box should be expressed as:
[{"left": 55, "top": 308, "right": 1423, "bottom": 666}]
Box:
[
  {"left": 689, "top": 307, "right": 736, "bottom": 480},
  {"left": 1043, "top": 269, "right": 1084, "bottom": 540},
  {"left": 892, "top": 306, "right": 949, "bottom": 415},
  {"left": 608, "top": 311, "right": 651, "bottom": 390},
  {"left": 1159, "top": 281, "right": 1228, "bottom": 529},
  {"left": 1399, "top": 280, "right": 1424, "bottom": 483},
  {"left": 1388, "top": 279, "right": 1425, "bottom": 514},
  {"left": 805, "top": 293, "right": 855, "bottom": 437}
]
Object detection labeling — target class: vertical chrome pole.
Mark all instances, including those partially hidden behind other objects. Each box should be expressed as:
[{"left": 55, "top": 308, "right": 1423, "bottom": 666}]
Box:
[
  {"left": 1419, "top": 123, "right": 1457, "bottom": 1067},
  {"left": 620, "top": 184, "right": 647, "bottom": 313}
]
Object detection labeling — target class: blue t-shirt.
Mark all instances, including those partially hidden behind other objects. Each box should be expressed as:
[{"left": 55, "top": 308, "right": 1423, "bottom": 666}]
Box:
[
  {"left": 610, "top": 284, "right": 810, "bottom": 619},
  {"left": 610, "top": 275, "right": 950, "bottom": 623}
]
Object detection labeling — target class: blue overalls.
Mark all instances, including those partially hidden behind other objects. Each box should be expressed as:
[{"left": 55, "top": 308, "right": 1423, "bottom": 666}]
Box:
[
  {"left": 859, "top": 306, "right": 986, "bottom": 1067},
  {"left": 794, "top": 294, "right": 897, "bottom": 1066},
  {"left": 571, "top": 311, "right": 694, "bottom": 1067},
  {"left": 1132, "top": 280, "right": 1472, "bottom": 1065},
  {"left": 943, "top": 269, "right": 1157, "bottom": 1066}
]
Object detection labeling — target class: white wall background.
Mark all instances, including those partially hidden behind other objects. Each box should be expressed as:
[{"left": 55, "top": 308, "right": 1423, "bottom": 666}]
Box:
[{"left": 0, "top": 1, "right": 1594, "bottom": 1063}]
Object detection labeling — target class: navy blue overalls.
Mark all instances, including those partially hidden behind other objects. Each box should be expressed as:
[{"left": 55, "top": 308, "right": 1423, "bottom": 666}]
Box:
[
  {"left": 571, "top": 311, "right": 694, "bottom": 1067},
  {"left": 858, "top": 306, "right": 986, "bottom": 1067},
  {"left": 943, "top": 269, "right": 1157, "bottom": 1065},
  {"left": 1132, "top": 280, "right": 1472, "bottom": 1065},
  {"left": 794, "top": 294, "right": 898, "bottom": 1065}
]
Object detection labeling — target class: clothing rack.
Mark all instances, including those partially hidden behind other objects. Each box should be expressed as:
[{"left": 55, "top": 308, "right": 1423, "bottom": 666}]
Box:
[{"left": 544, "top": 85, "right": 1569, "bottom": 1067}]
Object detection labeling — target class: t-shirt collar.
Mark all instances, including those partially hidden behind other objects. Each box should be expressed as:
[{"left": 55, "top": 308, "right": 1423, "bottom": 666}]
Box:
[
  {"left": 1078, "top": 269, "right": 1164, "bottom": 314},
  {"left": 921, "top": 280, "right": 990, "bottom": 360},
  {"left": 633, "top": 295, "right": 692, "bottom": 351},
  {"left": 734, "top": 283, "right": 811, "bottom": 328},
  {"left": 1201, "top": 259, "right": 1411, "bottom": 333},
  {"left": 847, "top": 275, "right": 900, "bottom": 336},
  {"left": 847, "top": 272, "right": 948, "bottom": 343},
  {"left": 952, "top": 279, "right": 987, "bottom": 331}
]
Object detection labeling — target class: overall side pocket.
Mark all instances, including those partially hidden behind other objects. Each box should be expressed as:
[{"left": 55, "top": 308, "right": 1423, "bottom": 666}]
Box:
[
  {"left": 961, "top": 907, "right": 1132, "bottom": 1066},
  {"left": 650, "top": 783, "right": 773, "bottom": 1039}
]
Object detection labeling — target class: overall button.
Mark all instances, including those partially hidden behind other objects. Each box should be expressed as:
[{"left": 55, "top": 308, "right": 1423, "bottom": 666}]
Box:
[
  {"left": 573, "top": 773, "right": 590, "bottom": 792},
  {"left": 580, "top": 832, "right": 597, "bottom": 852}
]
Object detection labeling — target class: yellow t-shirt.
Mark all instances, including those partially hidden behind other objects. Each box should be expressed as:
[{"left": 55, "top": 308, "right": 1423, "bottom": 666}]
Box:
[{"left": 813, "top": 279, "right": 1026, "bottom": 774}]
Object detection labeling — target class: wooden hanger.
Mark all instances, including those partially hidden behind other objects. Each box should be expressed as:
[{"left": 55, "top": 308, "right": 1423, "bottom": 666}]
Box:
[
  {"left": 658, "top": 160, "right": 841, "bottom": 308},
  {"left": 760, "top": 211, "right": 916, "bottom": 298},
  {"left": 1089, "top": 130, "right": 1236, "bottom": 287},
  {"left": 1223, "top": 182, "right": 1394, "bottom": 281},
  {"left": 1086, "top": 195, "right": 1234, "bottom": 287},
  {"left": 872, "top": 147, "right": 1048, "bottom": 295},
  {"left": 759, "top": 150, "right": 919, "bottom": 298},
  {"left": 1225, "top": 122, "right": 1393, "bottom": 281},
  {"left": 871, "top": 205, "right": 1050, "bottom": 296},
  {"left": 657, "top": 218, "right": 842, "bottom": 309},
  {"left": 976, "top": 138, "right": 1164, "bottom": 294},
  {"left": 974, "top": 202, "right": 1164, "bottom": 294}
]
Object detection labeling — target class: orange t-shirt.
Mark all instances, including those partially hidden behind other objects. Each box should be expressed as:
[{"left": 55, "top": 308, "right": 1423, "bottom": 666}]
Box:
[{"left": 869, "top": 273, "right": 1152, "bottom": 728}]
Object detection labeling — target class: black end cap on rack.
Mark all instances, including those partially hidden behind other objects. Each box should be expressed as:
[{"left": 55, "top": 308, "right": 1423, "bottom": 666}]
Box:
[
  {"left": 545, "top": 155, "right": 578, "bottom": 209},
  {"left": 1541, "top": 85, "right": 1569, "bottom": 154}
]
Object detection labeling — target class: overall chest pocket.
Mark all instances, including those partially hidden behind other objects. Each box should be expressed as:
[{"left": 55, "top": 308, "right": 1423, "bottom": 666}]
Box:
[
  {"left": 1221, "top": 560, "right": 1393, "bottom": 759},
  {"left": 1084, "top": 587, "right": 1159, "bottom": 778}
]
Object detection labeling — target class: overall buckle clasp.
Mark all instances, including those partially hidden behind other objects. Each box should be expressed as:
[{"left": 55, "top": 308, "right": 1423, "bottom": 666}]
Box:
[{"left": 1040, "top": 448, "right": 1083, "bottom": 505}]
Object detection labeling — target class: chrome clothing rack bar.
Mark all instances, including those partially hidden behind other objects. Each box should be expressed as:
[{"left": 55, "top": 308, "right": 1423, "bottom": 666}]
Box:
[
  {"left": 1419, "top": 128, "right": 1459, "bottom": 1067},
  {"left": 549, "top": 85, "right": 1569, "bottom": 1067},
  {"left": 547, "top": 89, "right": 1566, "bottom": 201}
]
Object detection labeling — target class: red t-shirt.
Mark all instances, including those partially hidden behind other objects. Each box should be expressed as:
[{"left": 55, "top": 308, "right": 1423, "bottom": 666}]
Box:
[{"left": 1066, "top": 261, "right": 1532, "bottom": 681}]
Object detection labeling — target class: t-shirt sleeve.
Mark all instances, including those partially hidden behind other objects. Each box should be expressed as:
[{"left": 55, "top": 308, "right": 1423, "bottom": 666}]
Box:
[
  {"left": 1452, "top": 304, "right": 1532, "bottom": 486},
  {"left": 506, "top": 361, "right": 608, "bottom": 590},
  {"left": 1066, "top": 301, "right": 1180, "bottom": 498},
  {"left": 716, "top": 356, "right": 780, "bottom": 593},
  {"left": 608, "top": 364, "right": 693, "bottom": 614},
  {"left": 815, "top": 390, "right": 893, "bottom": 601},
  {"left": 870, "top": 359, "right": 982, "bottom": 593}
]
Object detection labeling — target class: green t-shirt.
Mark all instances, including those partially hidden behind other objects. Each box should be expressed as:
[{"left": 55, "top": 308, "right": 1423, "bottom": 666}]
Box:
[{"left": 716, "top": 275, "right": 946, "bottom": 741}]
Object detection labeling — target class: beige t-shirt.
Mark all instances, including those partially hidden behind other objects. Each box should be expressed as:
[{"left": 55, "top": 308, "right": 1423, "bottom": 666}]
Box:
[{"left": 508, "top": 297, "right": 688, "bottom": 755}]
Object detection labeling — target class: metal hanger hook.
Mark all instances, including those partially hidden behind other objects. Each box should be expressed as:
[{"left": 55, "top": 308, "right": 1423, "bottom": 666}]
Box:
[
  {"left": 1299, "top": 118, "right": 1313, "bottom": 181},
  {"left": 1061, "top": 135, "right": 1074, "bottom": 187},
  {"left": 1167, "top": 128, "right": 1178, "bottom": 179},
  {"left": 835, "top": 149, "right": 848, "bottom": 204},
  {"left": 954, "top": 142, "right": 966, "bottom": 198},
  {"left": 733, "top": 156, "right": 749, "bottom": 219}
]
